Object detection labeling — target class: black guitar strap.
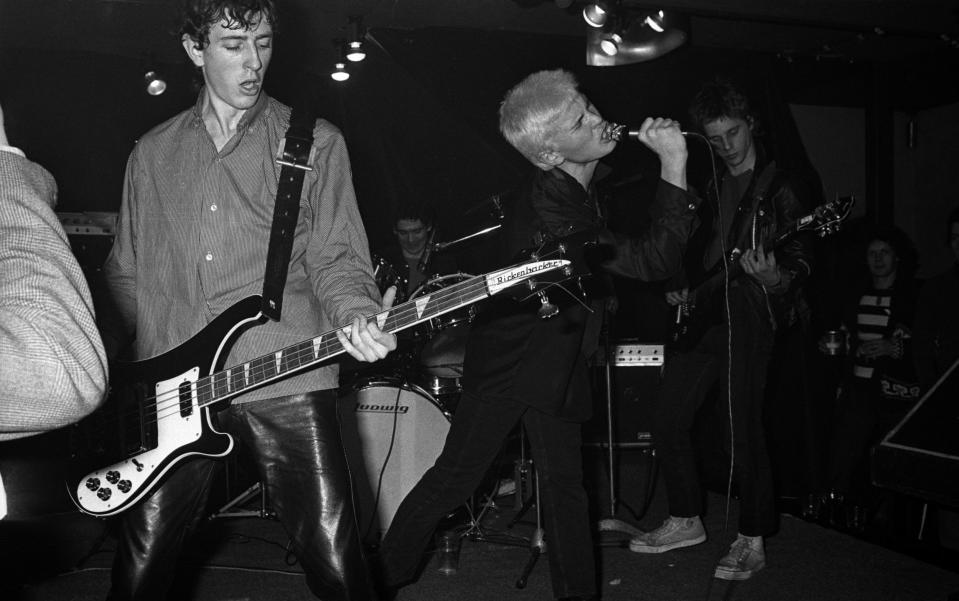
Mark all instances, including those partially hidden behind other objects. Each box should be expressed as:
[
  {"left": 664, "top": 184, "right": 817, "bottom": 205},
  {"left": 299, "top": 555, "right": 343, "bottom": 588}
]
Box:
[{"left": 261, "top": 103, "right": 317, "bottom": 321}]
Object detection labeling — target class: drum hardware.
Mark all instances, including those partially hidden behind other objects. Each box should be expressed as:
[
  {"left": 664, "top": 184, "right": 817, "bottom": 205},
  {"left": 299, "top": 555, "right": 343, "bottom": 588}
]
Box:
[
  {"left": 536, "top": 291, "right": 559, "bottom": 319},
  {"left": 459, "top": 425, "right": 546, "bottom": 589},
  {"left": 371, "top": 254, "right": 408, "bottom": 303},
  {"left": 209, "top": 481, "right": 274, "bottom": 520}
]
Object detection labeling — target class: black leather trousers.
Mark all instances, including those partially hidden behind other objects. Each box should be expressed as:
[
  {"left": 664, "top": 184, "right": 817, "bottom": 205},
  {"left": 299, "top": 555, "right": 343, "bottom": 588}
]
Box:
[{"left": 107, "top": 391, "right": 377, "bottom": 601}]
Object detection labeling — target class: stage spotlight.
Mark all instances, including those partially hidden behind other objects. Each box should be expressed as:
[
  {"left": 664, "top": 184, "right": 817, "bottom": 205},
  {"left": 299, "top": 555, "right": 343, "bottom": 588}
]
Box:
[
  {"left": 143, "top": 71, "right": 166, "bottom": 96},
  {"left": 330, "top": 62, "right": 349, "bottom": 82},
  {"left": 644, "top": 10, "right": 666, "bottom": 32},
  {"left": 586, "top": 11, "right": 688, "bottom": 66},
  {"left": 582, "top": 2, "right": 611, "bottom": 28},
  {"left": 600, "top": 32, "right": 623, "bottom": 56}
]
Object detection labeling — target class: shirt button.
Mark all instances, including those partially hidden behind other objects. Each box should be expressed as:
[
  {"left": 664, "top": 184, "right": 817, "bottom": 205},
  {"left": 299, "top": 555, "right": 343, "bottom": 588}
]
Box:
[
  {"left": 687, "top": 202, "right": 696, "bottom": 211},
  {"left": 210, "top": 204, "right": 217, "bottom": 212},
  {"left": 205, "top": 253, "right": 213, "bottom": 261}
]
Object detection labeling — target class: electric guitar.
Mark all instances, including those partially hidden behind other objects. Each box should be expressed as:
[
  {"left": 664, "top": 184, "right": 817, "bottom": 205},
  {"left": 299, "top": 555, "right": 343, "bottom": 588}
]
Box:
[
  {"left": 669, "top": 196, "right": 855, "bottom": 351},
  {"left": 68, "top": 241, "right": 588, "bottom": 517}
]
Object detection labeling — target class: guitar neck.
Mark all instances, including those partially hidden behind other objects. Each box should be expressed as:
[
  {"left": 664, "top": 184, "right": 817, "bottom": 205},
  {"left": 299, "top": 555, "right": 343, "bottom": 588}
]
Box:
[
  {"left": 192, "top": 258, "right": 570, "bottom": 409},
  {"left": 197, "top": 273, "right": 492, "bottom": 408},
  {"left": 694, "top": 222, "right": 803, "bottom": 293}
]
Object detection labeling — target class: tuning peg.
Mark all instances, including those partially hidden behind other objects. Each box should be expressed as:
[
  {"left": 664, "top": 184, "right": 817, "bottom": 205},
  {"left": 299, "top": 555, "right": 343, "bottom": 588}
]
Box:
[{"left": 537, "top": 291, "right": 559, "bottom": 319}]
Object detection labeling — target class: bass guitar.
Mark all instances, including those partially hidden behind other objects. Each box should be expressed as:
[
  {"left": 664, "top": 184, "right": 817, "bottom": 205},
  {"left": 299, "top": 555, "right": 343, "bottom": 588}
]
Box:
[
  {"left": 68, "top": 239, "right": 588, "bottom": 517},
  {"left": 669, "top": 196, "right": 855, "bottom": 351}
]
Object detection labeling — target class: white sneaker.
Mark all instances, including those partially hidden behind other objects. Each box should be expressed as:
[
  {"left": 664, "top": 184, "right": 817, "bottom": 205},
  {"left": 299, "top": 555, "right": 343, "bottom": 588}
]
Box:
[
  {"left": 629, "top": 516, "right": 707, "bottom": 554},
  {"left": 713, "top": 535, "right": 766, "bottom": 580}
]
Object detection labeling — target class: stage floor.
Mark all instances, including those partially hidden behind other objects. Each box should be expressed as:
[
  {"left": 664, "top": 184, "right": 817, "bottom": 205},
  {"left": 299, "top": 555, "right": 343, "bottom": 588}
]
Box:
[{"left": 6, "top": 482, "right": 959, "bottom": 601}]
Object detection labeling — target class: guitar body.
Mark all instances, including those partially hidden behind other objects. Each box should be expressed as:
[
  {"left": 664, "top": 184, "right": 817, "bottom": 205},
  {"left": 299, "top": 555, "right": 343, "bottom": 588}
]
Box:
[
  {"left": 668, "top": 196, "right": 855, "bottom": 352},
  {"left": 69, "top": 296, "right": 264, "bottom": 517}
]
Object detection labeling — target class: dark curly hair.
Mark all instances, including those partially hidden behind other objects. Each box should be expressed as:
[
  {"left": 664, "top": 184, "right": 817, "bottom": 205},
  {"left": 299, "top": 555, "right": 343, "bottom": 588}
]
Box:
[
  {"left": 178, "top": 0, "right": 277, "bottom": 49},
  {"left": 392, "top": 204, "right": 436, "bottom": 229},
  {"left": 688, "top": 76, "right": 758, "bottom": 134}
]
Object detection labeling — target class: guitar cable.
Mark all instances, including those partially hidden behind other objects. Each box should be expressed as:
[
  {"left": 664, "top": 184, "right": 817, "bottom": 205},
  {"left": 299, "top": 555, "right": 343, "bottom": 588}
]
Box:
[
  {"left": 363, "top": 385, "right": 404, "bottom": 542},
  {"left": 686, "top": 131, "right": 738, "bottom": 537}
]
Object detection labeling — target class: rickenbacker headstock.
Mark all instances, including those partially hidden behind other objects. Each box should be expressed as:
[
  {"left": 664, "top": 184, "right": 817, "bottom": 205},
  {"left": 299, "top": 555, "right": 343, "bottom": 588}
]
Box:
[
  {"left": 505, "top": 229, "right": 598, "bottom": 311},
  {"left": 797, "top": 195, "right": 855, "bottom": 238}
]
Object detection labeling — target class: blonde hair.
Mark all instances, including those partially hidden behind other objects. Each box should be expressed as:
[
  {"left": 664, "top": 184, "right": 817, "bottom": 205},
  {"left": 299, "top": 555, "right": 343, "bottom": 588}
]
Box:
[{"left": 499, "top": 69, "right": 579, "bottom": 168}]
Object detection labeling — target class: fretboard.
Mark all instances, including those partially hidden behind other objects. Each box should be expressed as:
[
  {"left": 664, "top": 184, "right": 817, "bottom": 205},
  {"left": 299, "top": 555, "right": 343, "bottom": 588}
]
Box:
[{"left": 194, "top": 272, "right": 492, "bottom": 408}]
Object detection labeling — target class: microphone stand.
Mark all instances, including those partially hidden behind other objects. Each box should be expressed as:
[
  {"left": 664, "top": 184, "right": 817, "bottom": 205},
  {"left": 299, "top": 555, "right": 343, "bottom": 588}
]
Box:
[
  {"left": 417, "top": 227, "right": 437, "bottom": 274},
  {"left": 595, "top": 310, "right": 643, "bottom": 541}
]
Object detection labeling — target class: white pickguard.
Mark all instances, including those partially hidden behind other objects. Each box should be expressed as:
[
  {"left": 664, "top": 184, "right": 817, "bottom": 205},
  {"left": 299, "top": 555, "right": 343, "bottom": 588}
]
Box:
[{"left": 74, "top": 367, "right": 208, "bottom": 515}]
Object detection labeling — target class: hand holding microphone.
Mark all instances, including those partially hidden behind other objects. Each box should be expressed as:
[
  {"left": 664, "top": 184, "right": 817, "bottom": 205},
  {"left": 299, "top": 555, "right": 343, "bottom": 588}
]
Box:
[
  {"left": 635, "top": 117, "right": 688, "bottom": 190},
  {"left": 633, "top": 117, "right": 688, "bottom": 162}
]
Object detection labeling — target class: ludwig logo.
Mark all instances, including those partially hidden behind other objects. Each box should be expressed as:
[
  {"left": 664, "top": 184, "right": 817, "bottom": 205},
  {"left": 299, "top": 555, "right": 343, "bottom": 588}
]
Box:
[{"left": 356, "top": 404, "right": 409, "bottom": 414}]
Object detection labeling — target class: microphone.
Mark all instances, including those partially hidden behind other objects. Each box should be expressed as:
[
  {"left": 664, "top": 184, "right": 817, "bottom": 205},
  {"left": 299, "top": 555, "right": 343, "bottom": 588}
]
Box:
[
  {"left": 417, "top": 227, "right": 436, "bottom": 273},
  {"left": 603, "top": 121, "right": 689, "bottom": 142}
]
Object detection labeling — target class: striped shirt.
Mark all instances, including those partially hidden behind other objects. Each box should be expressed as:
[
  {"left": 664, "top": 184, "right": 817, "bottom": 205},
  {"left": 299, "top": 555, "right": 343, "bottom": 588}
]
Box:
[
  {"left": 853, "top": 288, "right": 892, "bottom": 379},
  {"left": 102, "top": 92, "right": 381, "bottom": 404}
]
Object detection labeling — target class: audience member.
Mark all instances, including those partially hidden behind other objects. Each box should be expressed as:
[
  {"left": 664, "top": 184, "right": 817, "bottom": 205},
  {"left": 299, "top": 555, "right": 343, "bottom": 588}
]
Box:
[
  {"left": 820, "top": 225, "right": 920, "bottom": 532},
  {"left": 0, "top": 99, "right": 108, "bottom": 517}
]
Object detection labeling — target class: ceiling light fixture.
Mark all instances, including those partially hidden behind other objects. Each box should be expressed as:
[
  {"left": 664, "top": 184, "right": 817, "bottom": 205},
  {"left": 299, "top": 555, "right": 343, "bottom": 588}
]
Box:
[
  {"left": 143, "top": 70, "right": 167, "bottom": 96},
  {"left": 346, "top": 40, "right": 365, "bottom": 62},
  {"left": 330, "top": 62, "right": 349, "bottom": 82},
  {"left": 345, "top": 16, "right": 366, "bottom": 62},
  {"left": 586, "top": 9, "right": 688, "bottom": 66},
  {"left": 582, "top": 2, "right": 613, "bottom": 28},
  {"left": 644, "top": 10, "right": 666, "bottom": 33}
]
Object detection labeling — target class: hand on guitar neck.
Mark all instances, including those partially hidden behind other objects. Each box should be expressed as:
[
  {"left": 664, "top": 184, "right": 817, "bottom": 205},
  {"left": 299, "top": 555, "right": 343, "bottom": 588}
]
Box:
[{"left": 336, "top": 286, "right": 398, "bottom": 363}]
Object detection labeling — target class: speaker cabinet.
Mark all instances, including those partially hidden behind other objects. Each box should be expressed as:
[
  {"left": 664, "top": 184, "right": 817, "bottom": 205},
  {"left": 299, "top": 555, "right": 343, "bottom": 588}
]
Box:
[{"left": 584, "top": 343, "right": 663, "bottom": 448}]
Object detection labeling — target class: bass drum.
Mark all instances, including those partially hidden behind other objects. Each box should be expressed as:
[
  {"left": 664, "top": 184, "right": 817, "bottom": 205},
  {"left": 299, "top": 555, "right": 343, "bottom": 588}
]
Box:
[{"left": 338, "top": 378, "right": 451, "bottom": 543}]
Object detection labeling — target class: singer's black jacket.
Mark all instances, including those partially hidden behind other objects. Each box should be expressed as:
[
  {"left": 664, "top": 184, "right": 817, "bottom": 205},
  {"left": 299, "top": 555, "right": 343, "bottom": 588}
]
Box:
[{"left": 462, "top": 166, "right": 700, "bottom": 420}]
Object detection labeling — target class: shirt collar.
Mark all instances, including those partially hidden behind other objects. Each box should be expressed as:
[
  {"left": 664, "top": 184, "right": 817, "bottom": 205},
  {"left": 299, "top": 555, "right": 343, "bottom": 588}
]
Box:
[{"left": 190, "top": 89, "right": 269, "bottom": 132}]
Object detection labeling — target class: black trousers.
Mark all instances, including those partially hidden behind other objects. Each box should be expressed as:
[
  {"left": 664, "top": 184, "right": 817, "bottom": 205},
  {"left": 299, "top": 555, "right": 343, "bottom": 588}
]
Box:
[
  {"left": 827, "top": 377, "right": 912, "bottom": 499},
  {"left": 107, "top": 391, "right": 377, "bottom": 601},
  {"left": 378, "top": 389, "right": 596, "bottom": 600},
  {"left": 653, "top": 298, "right": 778, "bottom": 537}
]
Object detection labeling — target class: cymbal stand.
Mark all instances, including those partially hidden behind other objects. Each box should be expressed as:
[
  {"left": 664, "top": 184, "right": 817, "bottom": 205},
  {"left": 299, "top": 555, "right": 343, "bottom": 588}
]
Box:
[
  {"left": 513, "top": 458, "right": 544, "bottom": 589},
  {"left": 461, "top": 425, "right": 546, "bottom": 589}
]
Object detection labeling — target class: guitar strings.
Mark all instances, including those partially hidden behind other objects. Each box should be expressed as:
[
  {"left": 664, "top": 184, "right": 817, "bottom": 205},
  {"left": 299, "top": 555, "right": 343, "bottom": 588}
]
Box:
[{"left": 110, "top": 251, "right": 572, "bottom": 434}]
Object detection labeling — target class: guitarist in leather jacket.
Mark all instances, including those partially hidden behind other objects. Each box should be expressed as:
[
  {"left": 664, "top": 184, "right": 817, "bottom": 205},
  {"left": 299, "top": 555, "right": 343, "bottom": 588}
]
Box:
[
  {"left": 628, "top": 77, "right": 815, "bottom": 581},
  {"left": 378, "top": 69, "right": 700, "bottom": 601}
]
